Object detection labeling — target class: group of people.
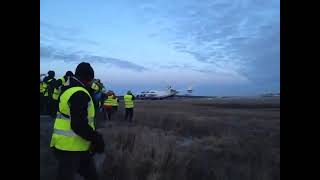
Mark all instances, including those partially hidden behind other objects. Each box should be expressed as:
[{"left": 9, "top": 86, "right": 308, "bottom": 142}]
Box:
[
  {"left": 40, "top": 62, "right": 136, "bottom": 180},
  {"left": 40, "top": 69, "right": 135, "bottom": 124},
  {"left": 40, "top": 70, "right": 75, "bottom": 117},
  {"left": 99, "top": 90, "right": 134, "bottom": 123}
]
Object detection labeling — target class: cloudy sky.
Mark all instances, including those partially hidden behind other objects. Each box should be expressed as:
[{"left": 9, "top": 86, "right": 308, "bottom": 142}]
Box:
[{"left": 40, "top": 0, "right": 280, "bottom": 96}]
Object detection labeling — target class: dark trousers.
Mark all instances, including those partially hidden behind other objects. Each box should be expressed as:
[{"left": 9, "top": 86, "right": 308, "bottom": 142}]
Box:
[
  {"left": 40, "top": 94, "right": 44, "bottom": 114},
  {"left": 104, "top": 108, "right": 113, "bottom": 121},
  {"left": 124, "top": 108, "right": 134, "bottom": 122},
  {"left": 50, "top": 99, "right": 59, "bottom": 118},
  {"left": 53, "top": 148, "right": 98, "bottom": 180},
  {"left": 43, "top": 96, "right": 49, "bottom": 115},
  {"left": 112, "top": 106, "right": 118, "bottom": 112}
]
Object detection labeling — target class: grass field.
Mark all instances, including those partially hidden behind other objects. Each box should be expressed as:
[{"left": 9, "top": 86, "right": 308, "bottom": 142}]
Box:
[{"left": 40, "top": 96, "right": 280, "bottom": 180}]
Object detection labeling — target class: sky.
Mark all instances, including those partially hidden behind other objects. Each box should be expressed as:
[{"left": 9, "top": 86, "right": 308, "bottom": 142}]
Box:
[{"left": 40, "top": 0, "right": 280, "bottom": 96}]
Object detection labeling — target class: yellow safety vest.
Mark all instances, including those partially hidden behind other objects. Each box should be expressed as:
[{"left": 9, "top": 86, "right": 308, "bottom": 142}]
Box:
[
  {"left": 111, "top": 98, "right": 119, "bottom": 106},
  {"left": 124, "top": 95, "right": 134, "bottom": 108},
  {"left": 91, "top": 82, "right": 100, "bottom": 92},
  {"left": 50, "top": 86, "right": 95, "bottom": 151},
  {"left": 43, "top": 79, "right": 53, "bottom": 97},
  {"left": 104, "top": 95, "right": 113, "bottom": 106},
  {"left": 52, "top": 77, "right": 66, "bottom": 100},
  {"left": 40, "top": 82, "right": 45, "bottom": 94}
]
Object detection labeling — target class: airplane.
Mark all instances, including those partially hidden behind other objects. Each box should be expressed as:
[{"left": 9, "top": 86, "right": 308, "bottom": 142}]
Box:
[
  {"left": 137, "top": 85, "right": 193, "bottom": 100},
  {"left": 261, "top": 93, "right": 280, "bottom": 97},
  {"left": 137, "top": 86, "right": 179, "bottom": 100}
]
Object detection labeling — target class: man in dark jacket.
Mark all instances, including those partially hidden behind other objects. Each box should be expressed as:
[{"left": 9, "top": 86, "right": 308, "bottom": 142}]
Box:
[
  {"left": 43, "top": 71, "right": 56, "bottom": 115},
  {"left": 50, "top": 71, "right": 74, "bottom": 117},
  {"left": 50, "top": 62, "right": 105, "bottom": 180}
]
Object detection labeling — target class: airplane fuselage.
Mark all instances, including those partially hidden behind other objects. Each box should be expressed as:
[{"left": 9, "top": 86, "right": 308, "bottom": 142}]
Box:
[{"left": 137, "top": 90, "right": 178, "bottom": 100}]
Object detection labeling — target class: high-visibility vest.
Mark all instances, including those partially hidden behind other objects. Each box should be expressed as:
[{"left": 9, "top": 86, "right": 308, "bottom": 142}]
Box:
[
  {"left": 43, "top": 79, "right": 53, "bottom": 97},
  {"left": 104, "top": 95, "right": 113, "bottom": 106},
  {"left": 91, "top": 82, "right": 100, "bottom": 92},
  {"left": 40, "top": 82, "right": 45, "bottom": 94},
  {"left": 111, "top": 98, "right": 119, "bottom": 107},
  {"left": 52, "top": 77, "right": 66, "bottom": 100},
  {"left": 50, "top": 86, "right": 95, "bottom": 151},
  {"left": 124, "top": 95, "right": 134, "bottom": 108}
]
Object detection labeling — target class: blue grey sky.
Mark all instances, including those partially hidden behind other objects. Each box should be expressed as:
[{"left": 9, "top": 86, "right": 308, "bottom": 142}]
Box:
[{"left": 40, "top": 0, "right": 280, "bottom": 96}]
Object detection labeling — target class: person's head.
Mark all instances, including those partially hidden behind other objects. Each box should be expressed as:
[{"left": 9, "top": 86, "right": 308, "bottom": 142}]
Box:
[
  {"left": 47, "top": 70, "right": 55, "bottom": 78},
  {"left": 127, "top": 90, "right": 132, "bottom": 95},
  {"left": 65, "top": 71, "right": 73, "bottom": 77},
  {"left": 107, "top": 90, "right": 112, "bottom": 96},
  {"left": 75, "top": 62, "right": 94, "bottom": 86}
]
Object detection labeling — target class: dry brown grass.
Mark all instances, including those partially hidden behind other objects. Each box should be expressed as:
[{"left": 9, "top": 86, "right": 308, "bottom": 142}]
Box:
[{"left": 40, "top": 97, "right": 280, "bottom": 180}]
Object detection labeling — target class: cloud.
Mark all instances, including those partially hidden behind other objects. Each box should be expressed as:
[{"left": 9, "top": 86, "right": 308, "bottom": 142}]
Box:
[
  {"left": 155, "top": 0, "right": 279, "bottom": 87},
  {"left": 40, "top": 21, "right": 81, "bottom": 34},
  {"left": 131, "top": 0, "right": 279, "bottom": 83},
  {"left": 40, "top": 21, "right": 99, "bottom": 46},
  {"left": 40, "top": 45, "right": 147, "bottom": 72}
]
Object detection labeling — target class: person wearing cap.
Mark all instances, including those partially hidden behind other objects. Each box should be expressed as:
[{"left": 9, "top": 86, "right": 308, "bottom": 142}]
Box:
[
  {"left": 42, "top": 70, "right": 56, "bottom": 115},
  {"left": 90, "top": 79, "right": 103, "bottom": 117},
  {"left": 102, "top": 91, "right": 114, "bottom": 121},
  {"left": 111, "top": 92, "right": 119, "bottom": 114},
  {"left": 50, "top": 62, "right": 105, "bottom": 180},
  {"left": 40, "top": 74, "right": 46, "bottom": 114},
  {"left": 51, "top": 71, "right": 74, "bottom": 117},
  {"left": 124, "top": 90, "right": 135, "bottom": 123}
]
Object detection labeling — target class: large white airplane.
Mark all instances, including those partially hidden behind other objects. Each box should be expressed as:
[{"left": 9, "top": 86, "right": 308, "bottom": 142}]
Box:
[
  {"left": 137, "top": 86, "right": 178, "bottom": 100},
  {"left": 137, "top": 85, "right": 193, "bottom": 100}
]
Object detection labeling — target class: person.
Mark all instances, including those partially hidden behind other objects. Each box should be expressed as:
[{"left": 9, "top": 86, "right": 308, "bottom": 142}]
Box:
[
  {"left": 51, "top": 71, "right": 74, "bottom": 117},
  {"left": 42, "top": 71, "right": 56, "bottom": 115},
  {"left": 90, "top": 79, "right": 102, "bottom": 116},
  {"left": 124, "top": 90, "right": 135, "bottom": 123},
  {"left": 111, "top": 93, "right": 119, "bottom": 113},
  {"left": 40, "top": 74, "right": 46, "bottom": 114},
  {"left": 50, "top": 62, "right": 105, "bottom": 180},
  {"left": 102, "top": 91, "right": 114, "bottom": 121}
]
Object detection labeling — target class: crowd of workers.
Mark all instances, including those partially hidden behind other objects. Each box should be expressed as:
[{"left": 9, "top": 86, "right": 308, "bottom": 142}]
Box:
[
  {"left": 40, "top": 67, "right": 135, "bottom": 124},
  {"left": 41, "top": 62, "right": 136, "bottom": 180}
]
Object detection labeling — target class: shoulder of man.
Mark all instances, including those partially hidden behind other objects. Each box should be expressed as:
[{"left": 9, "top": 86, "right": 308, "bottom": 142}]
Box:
[{"left": 68, "top": 90, "right": 91, "bottom": 105}]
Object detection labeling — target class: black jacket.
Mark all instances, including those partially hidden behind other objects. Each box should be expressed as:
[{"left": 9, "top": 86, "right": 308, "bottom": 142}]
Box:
[
  {"left": 53, "top": 76, "right": 65, "bottom": 89},
  {"left": 43, "top": 76, "right": 56, "bottom": 97},
  {"left": 61, "top": 77, "right": 100, "bottom": 143}
]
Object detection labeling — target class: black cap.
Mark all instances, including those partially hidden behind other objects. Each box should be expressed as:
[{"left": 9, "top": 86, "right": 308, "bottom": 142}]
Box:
[
  {"left": 48, "top": 70, "right": 55, "bottom": 78},
  {"left": 65, "top": 71, "right": 74, "bottom": 77},
  {"left": 75, "top": 62, "right": 94, "bottom": 81}
]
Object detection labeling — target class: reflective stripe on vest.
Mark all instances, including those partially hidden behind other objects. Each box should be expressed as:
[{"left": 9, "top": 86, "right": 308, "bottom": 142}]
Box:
[
  {"left": 104, "top": 95, "right": 113, "bottom": 106},
  {"left": 50, "top": 86, "right": 95, "bottom": 151},
  {"left": 124, "top": 95, "right": 134, "bottom": 108},
  {"left": 56, "top": 112, "right": 94, "bottom": 125},
  {"left": 53, "top": 129, "right": 77, "bottom": 137},
  {"left": 52, "top": 77, "right": 66, "bottom": 100}
]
